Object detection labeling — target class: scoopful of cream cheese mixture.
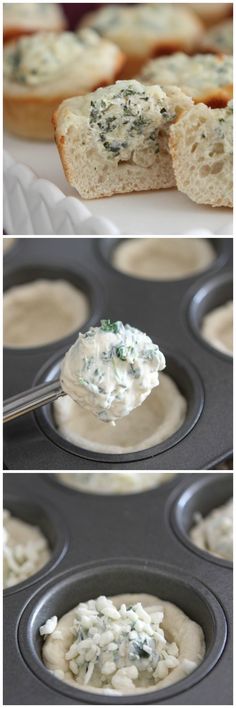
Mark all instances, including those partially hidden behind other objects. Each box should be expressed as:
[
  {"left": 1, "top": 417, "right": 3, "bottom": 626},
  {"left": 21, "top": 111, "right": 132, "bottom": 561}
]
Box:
[{"left": 60, "top": 320, "right": 166, "bottom": 423}]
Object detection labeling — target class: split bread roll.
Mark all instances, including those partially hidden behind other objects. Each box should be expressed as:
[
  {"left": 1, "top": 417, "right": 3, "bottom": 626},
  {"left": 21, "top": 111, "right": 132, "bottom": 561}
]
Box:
[
  {"left": 169, "top": 100, "right": 233, "bottom": 208},
  {"left": 139, "top": 53, "right": 233, "bottom": 108},
  {"left": 79, "top": 4, "right": 204, "bottom": 78},
  {"left": 3, "top": 30, "right": 125, "bottom": 140},
  {"left": 3, "top": 2, "right": 67, "bottom": 43},
  {"left": 53, "top": 79, "right": 193, "bottom": 199},
  {"left": 200, "top": 20, "right": 233, "bottom": 56}
]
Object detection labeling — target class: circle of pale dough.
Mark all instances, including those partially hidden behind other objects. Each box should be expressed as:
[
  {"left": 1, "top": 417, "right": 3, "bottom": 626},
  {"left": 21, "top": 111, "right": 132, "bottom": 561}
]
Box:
[
  {"left": 201, "top": 301, "right": 233, "bottom": 355},
  {"left": 53, "top": 372, "right": 187, "bottom": 454},
  {"left": 3, "top": 279, "right": 90, "bottom": 348},
  {"left": 3, "top": 237, "right": 16, "bottom": 253},
  {"left": 42, "top": 592, "right": 205, "bottom": 695},
  {"left": 112, "top": 238, "right": 215, "bottom": 280}
]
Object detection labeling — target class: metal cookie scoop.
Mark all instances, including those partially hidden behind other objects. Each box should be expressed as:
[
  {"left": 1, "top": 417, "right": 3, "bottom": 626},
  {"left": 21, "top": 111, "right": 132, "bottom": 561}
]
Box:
[{"left": 3, "top": 379, "right": 64, "bottom": 424}]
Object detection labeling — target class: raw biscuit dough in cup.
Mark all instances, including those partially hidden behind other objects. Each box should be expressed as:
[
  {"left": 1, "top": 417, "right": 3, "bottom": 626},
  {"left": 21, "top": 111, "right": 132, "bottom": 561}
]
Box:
[
  {"left": 56, "top": 472, "right": 176, "bottom": 494},
  {"left": 3, "top": 238, "right": 16, "bottom": 253},
  {"left": 201, "top": 301, "right": 233, "bottom": 356},
  {"left": 3, "top": 509, "right": 50, "bottom": 588},
  {"left": 112, "top": 238, "right": 215, "bottom": 280},
  {"left": 3, "top": 279, "right": 90, "bottom": 348},
  {"left": 190, "top": 498, "right": 233, "bottom": 561},
  {"left": 40, "top": 592, "right": 205, "bottom": 695},
  {"left": 54, "top": 372, "right": 187, "bottom": 454}
]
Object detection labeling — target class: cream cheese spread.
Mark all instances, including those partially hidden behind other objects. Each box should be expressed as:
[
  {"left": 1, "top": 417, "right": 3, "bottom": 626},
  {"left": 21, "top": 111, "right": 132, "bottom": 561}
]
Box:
[
  {"left": 4, "top": 29, "right": 106, "bottom": 85},
  {"left": 40, "top": 592, "right": 205, "bottom": 694},
  {"left": 56, "top": 473, "right": 176, "bottom": 494},
  {"left": 54, "top": 372, "right": 186, "bottom": 454},
  {"left": 201, "top": 301, "right": 233, "bottom": 355},
  {"left": 88, "top": 80, "right": 176, "bottom": 167},
  {"left": 3, "top": 509, "right": 50, "bottom": 588},
  {"left": 190, "top": 498, "right": 233, "bottom": 561},
  {"left": 60, "top": 320, "right": 166, "bottom": 423}
]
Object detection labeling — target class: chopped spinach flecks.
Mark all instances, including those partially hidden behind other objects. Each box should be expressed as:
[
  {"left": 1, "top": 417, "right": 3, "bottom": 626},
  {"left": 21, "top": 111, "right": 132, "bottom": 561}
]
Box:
[{"left": 100, "top": 319, "right": 122, "bottom": 333}]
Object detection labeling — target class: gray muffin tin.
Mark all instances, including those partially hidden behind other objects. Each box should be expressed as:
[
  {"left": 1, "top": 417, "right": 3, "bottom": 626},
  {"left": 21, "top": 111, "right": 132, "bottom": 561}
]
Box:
[
  {"left": 3, "top": 472, "right": 232, "bottom": 705},
  {"left": 3, "top": 237, "right": 233, "bottom": 470}
]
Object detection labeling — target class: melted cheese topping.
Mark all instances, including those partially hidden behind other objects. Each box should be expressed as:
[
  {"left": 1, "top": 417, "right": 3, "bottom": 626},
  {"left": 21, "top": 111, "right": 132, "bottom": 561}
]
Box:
[
  {"left": 112, "top": 238, "right": 215, "bottom": 280},
  {"left": 140, "top": 53, "right": 233, "bottom": 99},
  {"left": 41, "top": 593, "right": 205, "bottom": 694},
  {"left": 190, "top": 498, "right": 233, "bottom": 561},
  {"left": 88, "top": 80, "right": 176, "bottom": 166},
  {"left": 3, "top": 28, "right": 114, "bottom": 86},
  {"left": 201, "top": 301, "right": 233, "bottom": 355},
  {"left": 56, "top": 473, "right": 176, "bottom": 494},
  {"left": 82, "top": 4, "right": 202, "bottom": 56},
  {"left": 60, "top": 320, "right": 165, "bottom": 423},
  {"left": 54, "top": 372, "right": 186, "bottom": 454},
  {"left": 3, "top": 2, "right": 64, "bottom": 29},
  {"left": 3, "top": 509, "right": 50, "bottom": 588}
]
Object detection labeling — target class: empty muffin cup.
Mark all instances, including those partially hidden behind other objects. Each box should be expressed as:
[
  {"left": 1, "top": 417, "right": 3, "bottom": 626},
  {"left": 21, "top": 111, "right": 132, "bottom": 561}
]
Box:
[
  {"left": 106, "top": 238, "right": 216, "bottom": 281},
  {"left": 3, "top": 268, "right": 91, "bottom": 349},
  {"left": 3, "top": 495, "right": 68, "bottom": 593},
  {"left": 35, "top": 350, "right": 203, "bottom": 463},
  {"left": 170, "top": 473, "right": 233, "bottom": 568},
  {"left": 18, "top": 560, "right": 227, "bottom": 704}
]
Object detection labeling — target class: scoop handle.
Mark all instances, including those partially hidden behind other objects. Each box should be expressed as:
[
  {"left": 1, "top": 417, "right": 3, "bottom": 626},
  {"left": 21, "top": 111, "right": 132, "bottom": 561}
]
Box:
[{"left": 3, "top": 379, "right": 64, "bottom": 423}]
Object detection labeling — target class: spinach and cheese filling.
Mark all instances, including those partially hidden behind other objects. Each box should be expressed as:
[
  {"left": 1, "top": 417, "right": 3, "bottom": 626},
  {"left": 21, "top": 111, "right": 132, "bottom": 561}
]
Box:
[
  {"left": 140, "top": 53, "right": 233, "bottom": 99},
  {"left": 4, "top": 3, "right": 60, "bottom": 20},
  {"left": 41, "top": 593, "right": 205, "bottom": 694},
  {"left": 3, "top": 509, "right": 50, "bottom": 588},
  {"left": 88, "top": 80, "right": 176, "bottom": 166},
  {"left": 4, "top": 29, "right": 102, "bottom": 85},
  {"left": 56, "top": 473, "right": 176, "bottom": 494},
  {"left": 60, "top": 319, "right": 166, "bottom": 423},
  {"left": 190, "top": 498, "right": 233, "bottom": 561}
]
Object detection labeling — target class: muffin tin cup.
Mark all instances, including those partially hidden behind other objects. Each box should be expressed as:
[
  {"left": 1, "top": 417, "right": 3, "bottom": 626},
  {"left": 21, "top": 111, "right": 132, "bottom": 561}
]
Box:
[
  {"left": 3, "top": 494, "right": 69, "bottom": 596},
  {"left": 170, "top": 473, "right": 233, "bottom": 569},
  {"left": 3, "top": 237, "right": 233, "bottom": 470},
  {"left": 34, "top": 348, "right": 204, "bottom": 464},
  {"left": 187, "top": 271, "right": 233, "bottom": 361},
  {"left": 18, "top": 560, "right": 227, "bottom": 705},
  {"left": 3, "top": 472, "right": 233, "bottom": 705}
]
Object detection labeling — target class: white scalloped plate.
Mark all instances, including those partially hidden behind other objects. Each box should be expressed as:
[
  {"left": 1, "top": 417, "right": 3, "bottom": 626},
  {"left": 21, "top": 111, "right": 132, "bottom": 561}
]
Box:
[{"left": 4, "top": 133, "right": 233, "bottom": 236}]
